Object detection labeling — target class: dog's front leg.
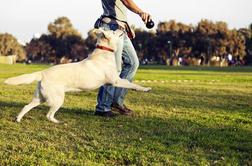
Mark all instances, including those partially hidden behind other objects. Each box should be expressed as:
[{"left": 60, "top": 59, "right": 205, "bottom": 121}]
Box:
[{"left": 113, "top": 79, "right": 151, "bottom": 92}]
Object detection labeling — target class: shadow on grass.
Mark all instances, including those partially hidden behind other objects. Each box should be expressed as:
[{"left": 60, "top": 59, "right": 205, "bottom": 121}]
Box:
[
  {"left": 0, "top": 100, "right": 94, "bottom": 119},
  {"left": 0, "top": 100, "right": 251, "bottom": 165}
]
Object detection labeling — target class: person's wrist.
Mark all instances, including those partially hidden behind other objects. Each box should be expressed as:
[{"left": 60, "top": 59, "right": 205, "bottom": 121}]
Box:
[{"left": 137, "top": 10, "right": 144, "bottom": 16}]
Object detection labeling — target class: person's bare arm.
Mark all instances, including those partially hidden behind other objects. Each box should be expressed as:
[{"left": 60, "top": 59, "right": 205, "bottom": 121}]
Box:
[{"left": 120, "top": 0, "right": 151, "bottom": 24}]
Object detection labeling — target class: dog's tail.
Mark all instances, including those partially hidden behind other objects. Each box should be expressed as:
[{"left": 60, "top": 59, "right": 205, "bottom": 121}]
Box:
[{"left": 4, "top": 71, "right": 42, "bottom": 85}]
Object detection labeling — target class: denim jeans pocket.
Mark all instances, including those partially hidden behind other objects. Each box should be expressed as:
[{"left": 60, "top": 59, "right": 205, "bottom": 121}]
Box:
[{"left": 100, "top": 23, "right": 119, "bottom": 31}]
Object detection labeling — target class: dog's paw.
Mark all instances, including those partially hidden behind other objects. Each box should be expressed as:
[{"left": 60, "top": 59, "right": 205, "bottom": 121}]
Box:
[
  {"left": 49, "top": 118, "right": 64, "bottom": 124},
  {"left": 16, "top": 117, "right": 21, "bottom": 123},
  {"left": 143, "top": 87, "right": 152, "bottom": 92},
  {"left": 58, "top": 120, "right": 65, "bottom": 124}
]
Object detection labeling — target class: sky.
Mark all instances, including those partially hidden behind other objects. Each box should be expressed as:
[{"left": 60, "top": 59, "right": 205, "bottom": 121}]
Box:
[{"left": 0, "top": 0, "right": 252, "bottom": 42}]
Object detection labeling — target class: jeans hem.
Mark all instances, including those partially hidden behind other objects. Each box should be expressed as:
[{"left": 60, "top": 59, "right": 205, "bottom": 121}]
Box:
[{"left": 95, "top": 107, "right": 111, "bottom": 113}]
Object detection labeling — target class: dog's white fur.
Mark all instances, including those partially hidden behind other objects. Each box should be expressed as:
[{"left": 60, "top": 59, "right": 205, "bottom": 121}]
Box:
[{"left": 4, "top": 29, "right": 151, "bottom": 123}]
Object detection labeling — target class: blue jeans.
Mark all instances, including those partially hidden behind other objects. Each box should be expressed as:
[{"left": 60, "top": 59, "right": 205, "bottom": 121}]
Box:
[{"left": 95, "top": 23, "right": 139, "bottom": 112}]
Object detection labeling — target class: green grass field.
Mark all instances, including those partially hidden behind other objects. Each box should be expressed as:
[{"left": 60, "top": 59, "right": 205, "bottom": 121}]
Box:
[{"left": 0, "top": 64, "right": 251, "bottom": 165}]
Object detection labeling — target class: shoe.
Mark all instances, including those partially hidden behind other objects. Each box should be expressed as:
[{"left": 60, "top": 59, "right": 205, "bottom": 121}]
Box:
[
  {"left": 111, "top": 103, "right": 133, "bottom": 115},
  {"left": 94, "top": 111, "right": 117, "bottom": 117}
]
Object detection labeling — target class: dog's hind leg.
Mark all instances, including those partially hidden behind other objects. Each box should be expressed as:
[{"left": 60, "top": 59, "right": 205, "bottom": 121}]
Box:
[
  {"left": 16, "top": 98, "right": 41, "bottom": 122},
  {"left": 45, "top": 88, "right": 65, "bottom": 124},
  {"left": 16, "top": 82, "right": 44, "bottom": 122},
  {"left": 46, "top": 104, "right": 63, "bottom": 124}
]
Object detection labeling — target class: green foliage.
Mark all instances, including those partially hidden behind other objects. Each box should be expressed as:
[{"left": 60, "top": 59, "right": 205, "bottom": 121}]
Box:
[
  {"left": 151, "top": 20, "right": 247, "bottom": 65},
  {"left": 0, "top": 64, "right": 251, "bottom": 165},
  {"left": 0, "top": 33, "right": 26, "bottom": 61},
  {"left": 25, "top": 17, "right": 88, "bottom": 64},
  {"left": 3, "top": 17, "right": 252, "bottom": 65},
  {"left": 48, "top": 16, "right": 81, "bottom": 39},
  {"left": 239, "top": 28, "right": 252, "bottom": 64},
  {"left": 132, "top": 28, "right": 156, "bottom": 61}
]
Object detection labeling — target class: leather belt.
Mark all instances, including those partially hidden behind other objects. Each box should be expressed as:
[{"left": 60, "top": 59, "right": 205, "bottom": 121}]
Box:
[{"left": 101, "top": 17, "right": 126, "bottom": 31}]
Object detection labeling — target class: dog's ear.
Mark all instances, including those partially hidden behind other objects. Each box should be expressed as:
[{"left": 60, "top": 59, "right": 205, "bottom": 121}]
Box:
[
  {"left": 92, "top": 28, "right": 104, "bottom": 35},
  {"left": 92, "top": 28, "right": 111, "bottom": 40}
]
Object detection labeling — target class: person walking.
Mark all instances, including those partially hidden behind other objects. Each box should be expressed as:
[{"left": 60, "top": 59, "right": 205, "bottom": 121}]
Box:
[{"left": 94, "top": 0, "right": 152, "bottom": 117}]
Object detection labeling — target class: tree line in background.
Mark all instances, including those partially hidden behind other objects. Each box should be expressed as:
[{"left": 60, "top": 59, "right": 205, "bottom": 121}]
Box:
[
  {"left": 0, "top": 16, "right": 252, "bottom": 66},
  {"left": 133, "top": 20, "right": 252, "bottom": 66}
]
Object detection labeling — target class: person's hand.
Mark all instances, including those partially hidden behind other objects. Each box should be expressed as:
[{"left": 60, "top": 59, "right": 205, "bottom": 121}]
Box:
[{"left": 138, "top": 11, "right": 151, "bottom": 24}]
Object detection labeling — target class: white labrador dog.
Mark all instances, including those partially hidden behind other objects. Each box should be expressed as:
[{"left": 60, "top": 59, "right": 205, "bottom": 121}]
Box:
[{"left": 4, "top": 29, "right": 151, "bottom": 123}]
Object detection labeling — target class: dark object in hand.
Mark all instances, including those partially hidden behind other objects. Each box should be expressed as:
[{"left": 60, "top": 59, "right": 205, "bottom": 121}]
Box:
[{"left": 146, "top": 20, "right": 155, "bottom": 29}]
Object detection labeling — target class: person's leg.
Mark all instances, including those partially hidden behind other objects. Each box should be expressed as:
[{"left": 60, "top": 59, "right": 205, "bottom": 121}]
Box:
[
  {"left": 113, "top": 35, "right": 139, "bottom": 106},
  {"left": 95, "top": 26, "right": 124, "bottom": 114}
]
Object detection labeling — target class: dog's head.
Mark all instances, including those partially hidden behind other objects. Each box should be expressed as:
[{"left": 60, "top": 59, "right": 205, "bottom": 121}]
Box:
[{"left": 92, "top": 28, "right": 124, "bottom": 52}]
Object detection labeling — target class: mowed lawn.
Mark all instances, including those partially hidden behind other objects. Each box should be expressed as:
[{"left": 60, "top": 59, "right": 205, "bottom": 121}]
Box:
[{"left": 0, "top": 64, "right": 251, "bottom": 165}]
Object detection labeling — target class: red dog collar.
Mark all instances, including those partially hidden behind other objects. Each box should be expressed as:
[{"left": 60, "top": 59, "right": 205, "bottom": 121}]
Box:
[{"left": 96, "top": 45, "right": 114, "bottom": 52}]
